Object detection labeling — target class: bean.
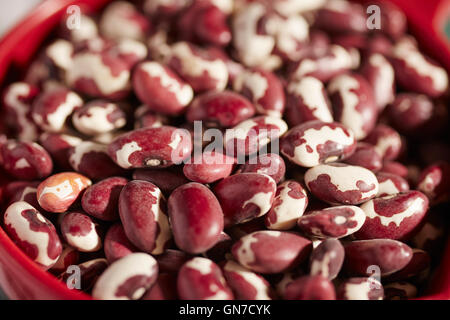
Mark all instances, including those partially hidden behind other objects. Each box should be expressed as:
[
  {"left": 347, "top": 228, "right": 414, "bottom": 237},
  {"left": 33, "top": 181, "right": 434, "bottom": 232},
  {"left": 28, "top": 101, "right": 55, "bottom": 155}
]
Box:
[
  {"left": 107, "top": 126, "right": 192, "bottom": 169},
  {"left": 214, "top": 173, "right": 277, "bottom": 226},
  {"left": 281, "top": 120, "right": 356, "bottom": 167},
  {"left": 37, "top": 172, "right": 92, "bottom": 213},
  {"left": 355, "top": 191, "right": 429, "bottom": 241},
  {"left": 304, "top": 163, "right": 379, "bottom": 205},
  {"left": 231, "top": 230, "right": 312, "bottom": 274},
  {"left": 92, "top": 253, "right": 158, "bottom": 300},
  {"left": 177, "top": 257, "right": 233, "bottom": 300},
  {"left": 168, "top": 183, "right": 224, "bottom": 254},
  {"left": 118, "top": 180, "right": 171, "bottom": 255},
  {"left": 4, "top": 201, "right": 62, "bottom": 269}
]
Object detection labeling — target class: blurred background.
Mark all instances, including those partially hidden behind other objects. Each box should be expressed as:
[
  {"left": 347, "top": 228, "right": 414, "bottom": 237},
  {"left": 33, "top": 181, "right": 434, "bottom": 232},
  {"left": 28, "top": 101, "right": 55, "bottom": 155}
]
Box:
[{"left": 0, "top": 0, "right": 41, "bottom": 300}]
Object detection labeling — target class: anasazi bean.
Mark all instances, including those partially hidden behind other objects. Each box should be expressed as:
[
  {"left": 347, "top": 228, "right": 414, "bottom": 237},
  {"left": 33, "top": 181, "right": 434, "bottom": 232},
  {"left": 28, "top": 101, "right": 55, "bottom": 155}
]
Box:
[
  {"left": 92, "top": 253, "right": 158, "bottom": 300},
  {"left": 355, "top": 191, "right": 429, "bottom": 241},
  {"left": 168, "top": 183, "right": 224, "bottom": 254},
  {"left": 4, "top": 201, "right": 62, "bottom": 269},
  {"left": 304, "top": 163, "right": 379, "bottom": 205},
  {"left": 2, "top": 0, "right": 448, "bottom": 301},
  {"left": 119, "top": 180, "right": 171, "bottom": 255},
  {"left": 284, "top": 275, "right": 336, "bottom": 300},
  {"left": 214, "top": 173, "right": 277, "bottom": 227},
  {"left": 231, "top": 230, "right": 312, "bottom": 274},
  {"left": 107, "top": 126, "right": 192, "bottom": 169}
]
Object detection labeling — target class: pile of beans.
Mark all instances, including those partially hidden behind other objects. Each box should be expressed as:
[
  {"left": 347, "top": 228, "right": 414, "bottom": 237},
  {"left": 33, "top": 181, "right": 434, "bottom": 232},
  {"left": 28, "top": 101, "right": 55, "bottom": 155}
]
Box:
[{"left": 0, "top": 0, "right": 449, "bottom": 300}]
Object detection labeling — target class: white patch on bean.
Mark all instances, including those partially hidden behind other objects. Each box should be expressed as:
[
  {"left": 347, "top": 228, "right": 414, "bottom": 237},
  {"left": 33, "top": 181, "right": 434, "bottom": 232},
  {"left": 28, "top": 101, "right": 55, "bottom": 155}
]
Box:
[
  {"left": 293, "top": 45, "right": 353, "bottom": 80},
  {"left": 99, "top": 2, "right": 145, "bottom": 41},
  {"left": 310, "top": 251, "right": 331, "bottom": 278},
  {"left": 71, "top": 15, "right": 98, "bottom": 43},
  {"left": 235, "top": 233, "right": 259, "bottom": 267},
  {"left": 242, "top": 191, "right": 274, "bottom": 218},
  {"left": 35, "top": 92, "right": 82, "bottom": 132},
  {"left": 39, "top": 180, "right": 76, "bottom": 201},
  {"left": 14, "top": 158, "right": 31, "bottom": 169},
  {"left": 373, "top": 135, "right": 401, "bottom": 159},
  {"left": 46, "top": 40, "right": 74, "bottom": 71},
  {"left": 344, "top": 279, "right": 380, "bottom": 300},
  {"left": 274, "top": 0, "right": 326, "bottom": 15},
  {"left": 234, "top": 70, "right": 268, "bottom": 104},
  {"left": 117, "top": 39, "right": 148, "bottom": 61},
  {"left": 377, "top": 179, "right": 401, "bottom": 197}
]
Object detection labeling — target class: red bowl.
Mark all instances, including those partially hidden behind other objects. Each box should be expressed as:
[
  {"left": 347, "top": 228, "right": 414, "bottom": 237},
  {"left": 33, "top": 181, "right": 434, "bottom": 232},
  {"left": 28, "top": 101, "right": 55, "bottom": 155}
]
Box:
[{"left": 0, "top": 0, "right": 449, "bottom": 300}]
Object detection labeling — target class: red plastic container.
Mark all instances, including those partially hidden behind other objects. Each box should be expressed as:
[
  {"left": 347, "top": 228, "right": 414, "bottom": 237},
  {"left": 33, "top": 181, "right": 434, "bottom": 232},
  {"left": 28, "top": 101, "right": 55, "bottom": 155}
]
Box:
[{"left": 0, "top": 0, "right": 449, "bottom": 300}]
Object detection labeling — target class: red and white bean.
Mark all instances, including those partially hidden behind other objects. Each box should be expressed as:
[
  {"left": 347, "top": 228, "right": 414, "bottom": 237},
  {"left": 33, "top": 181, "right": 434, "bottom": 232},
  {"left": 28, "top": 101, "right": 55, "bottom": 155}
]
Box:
[
  {"left": 0, "top": 140, "right": 53, "bottom": 180},
  {"left": 214, "top": 173, "right": 277, "bottom": 227},
  {"left": 168, "top": 183, "right": 224, "bottom": 254},
  {"left": 355, "top": 191, "right": 429, "bottom": 241},
  {"left": 132, "top": 61, "right": 193, "bottom": 115},
  {"left": 107, "top": 126, "right": 192, "bottom": 169},
  {"left": 298, "top": 205, "right": 366, "bottom": 239},
  {"left": 309, "top": 239, "right": 344, "bottom": 280},
  {"left": 391, "top": 38, "right": 448, "bottom": 97},
  {"left": 60, "top": 212, "right": 102, "bottom": 252},
  {"left": 285, "top": 77, "right": 333, "bottom": 127},
  {"left": 281, "top": 120, "right": 356, "bottom": 167},
  {"left": 327, "top": 73, "right": 377, "bottom": 140},
  {"left": 168, "top": 42, "right": 229, "bottom": 93},
  {"left": 343, "top": 239, "right": 413, "bottom": 277},
  {"left": 119, "top": 180, "right": 171, "bottom": 255},
  {"left": 222, "top": 260, "right": 273, "bottom": 300},
  {"left": 233, "top": 68, "right": 285, "bottom": 117},
  {"left": 337, "top": 277, "right": 384, "bottom": 300},
  {"left": 265, "top": 180, "right": 308, "bottom": 230},
  {"left": 72, "top": 100, "right": 126, "bottom": 135},
  {"left": 177, "top": 257, "right": 233, "bottom": 300},
  {"left": 92, "top": 253, "right": 158, "bottom": 300},
  {"left": 4, "top": 201, "right": 62, "bottom": 269},
  {"left": 231, "top": 230, "right": 312, "bottom": 274},
  {"left": 37, "top": 172, "right": 92, "bottom": 213},
  {"left": 304, "top": 163, "right": 379, "bottom": 205}
]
